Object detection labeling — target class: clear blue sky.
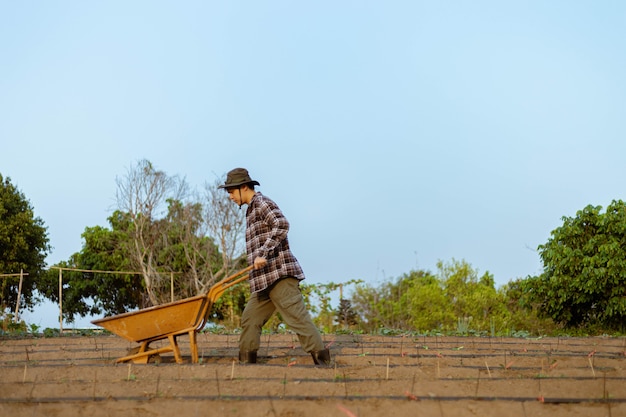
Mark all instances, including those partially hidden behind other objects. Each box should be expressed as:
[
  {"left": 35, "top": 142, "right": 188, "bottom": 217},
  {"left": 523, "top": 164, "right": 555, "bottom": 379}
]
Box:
[{"left": 2, "top": 2, "right": 625, "bottom": 327}]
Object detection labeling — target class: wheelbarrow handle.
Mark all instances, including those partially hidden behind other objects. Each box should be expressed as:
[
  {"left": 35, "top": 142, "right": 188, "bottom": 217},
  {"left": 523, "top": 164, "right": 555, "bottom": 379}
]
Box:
[
  {"left": 217, "top": 265, "right": 253, "bottom": 287},
  {"left": 207, "top": 265, "right": 254, "bottom": 301}
]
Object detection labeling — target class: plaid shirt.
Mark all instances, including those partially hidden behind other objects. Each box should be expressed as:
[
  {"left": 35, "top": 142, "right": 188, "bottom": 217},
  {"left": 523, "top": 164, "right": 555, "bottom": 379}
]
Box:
[{"left": 246, "top": 192, "right": 305, "bottom": 293}]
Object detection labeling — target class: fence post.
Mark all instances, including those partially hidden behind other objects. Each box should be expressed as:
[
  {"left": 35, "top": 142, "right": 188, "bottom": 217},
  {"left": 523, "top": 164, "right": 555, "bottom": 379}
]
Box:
[
  {"left": 14, "top": 269, "right": 24, "bottom": 323},
  {"left": 58, "top": 268, "right": 63, "bottom": 332}
]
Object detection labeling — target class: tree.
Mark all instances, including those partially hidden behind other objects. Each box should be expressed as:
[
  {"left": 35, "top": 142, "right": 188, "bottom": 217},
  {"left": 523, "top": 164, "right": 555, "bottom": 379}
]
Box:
[
  {"left": 113, "top": 160, "right": 247, "bottom": 306},
  {"left": 201, "top": 177, "right": 247, "bottom": 282},
  {"left": 527, "top": 200, "right": 626, "bottom": 330},
  {"left": 41, "top": 199, "right": 244, "bottom": 320},
  {"left": 438, "top": 259, "right": 507, "bottom": 331},
  {"left": 351, "top": 271, "right": 429, "bottom": 332},
  {"left": 404, "top": 271, "right": 454, "bottom": 331},
  {"left": 350, "top": 282, "right": 383, "bottom": 331},
  {"left": 38, "top": 223, "right": 145, "bottom": 321},
  {"left": 336, "top": 299, "right": 358, "bottom": 328},
  {"left": 115, "top": 159, "right": 188, "bottom": 305},
  {"left": 500, "top": 278, "right": 557, "bottom": 335},
  {"left": 0, "top": 174, "right": 51, "bottom": 313},
  {"left": 40, "top": 162, "right": 248, "bottom": 321},
  {"left": 350, "top": 260, "right": 511, "bottom": 334},
  {"left": 165, "top": 177, "right": 247, "bottom": 298}
]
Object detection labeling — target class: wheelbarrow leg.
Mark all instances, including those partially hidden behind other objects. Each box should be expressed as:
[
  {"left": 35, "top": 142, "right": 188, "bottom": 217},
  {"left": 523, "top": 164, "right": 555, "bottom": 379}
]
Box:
[
  {"left": 133, "top": 341, "right": 151, "bottom": 364},
  {"left": 115, "top": 342, "right": 168, "bottom": 364},
  {"left": 189, "top": 330, "right": 199, "bottom": 363},
  {"left": 114, "top": 342, "right": 151, "bottom": 364},
  {"left": 168, "top": 335, "right": 183, "bottom": 364}
]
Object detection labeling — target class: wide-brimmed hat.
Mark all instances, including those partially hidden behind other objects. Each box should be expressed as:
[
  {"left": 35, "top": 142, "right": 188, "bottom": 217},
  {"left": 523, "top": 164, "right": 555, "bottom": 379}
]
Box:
[{"left": 219, "top": 168, "right": 260, "bottom": 189}]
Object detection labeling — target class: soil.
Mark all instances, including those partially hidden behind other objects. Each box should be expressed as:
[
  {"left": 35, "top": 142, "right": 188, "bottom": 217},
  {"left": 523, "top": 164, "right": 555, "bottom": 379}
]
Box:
[{"left": 1, "top": 332, "right": 625, "bottom": 416}]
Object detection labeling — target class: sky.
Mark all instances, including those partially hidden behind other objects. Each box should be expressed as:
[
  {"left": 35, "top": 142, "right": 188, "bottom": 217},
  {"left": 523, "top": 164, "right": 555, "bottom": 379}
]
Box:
[{"left": 2, "top": 1, "right": 625, "bottom": 328}]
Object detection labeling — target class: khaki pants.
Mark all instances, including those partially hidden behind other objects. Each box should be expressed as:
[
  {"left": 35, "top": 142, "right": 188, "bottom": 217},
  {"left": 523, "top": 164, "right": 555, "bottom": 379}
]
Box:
[{"left": 239, "top": 277, "right": 324, "bottom": 353}]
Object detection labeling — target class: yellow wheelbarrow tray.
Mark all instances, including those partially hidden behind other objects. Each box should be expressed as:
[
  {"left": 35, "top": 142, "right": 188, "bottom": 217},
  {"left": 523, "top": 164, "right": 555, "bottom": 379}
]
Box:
[{"left": 91, "top": 266, "right": 252, "bottom": 364}]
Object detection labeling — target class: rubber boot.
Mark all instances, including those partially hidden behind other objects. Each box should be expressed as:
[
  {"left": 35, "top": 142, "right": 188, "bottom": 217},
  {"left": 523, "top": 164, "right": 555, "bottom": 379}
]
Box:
[
  {"left": 238, "top": 350, "right": 257, "bottom": 364},
  {"left": 310, "top": 348, "right": 331, "bottom": 366}
]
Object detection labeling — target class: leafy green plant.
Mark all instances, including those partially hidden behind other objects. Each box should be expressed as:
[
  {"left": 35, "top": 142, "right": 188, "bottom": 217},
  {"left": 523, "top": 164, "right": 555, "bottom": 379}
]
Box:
[
  {"left": 28, "top": 323, "right": 41, "bottom": 335},
  {"left": 456, "top": 317, "right": 472, "bottom": 335},
  {"left": 0, "top": 313, "right": 28, "bottom": 335},
  {"left": 43, "top": 328, "right": 60, "bottom": 338}
]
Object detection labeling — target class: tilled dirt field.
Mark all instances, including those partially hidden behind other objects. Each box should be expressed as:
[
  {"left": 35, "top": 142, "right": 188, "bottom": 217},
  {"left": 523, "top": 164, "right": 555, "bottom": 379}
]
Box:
[{"left": 1, "top": 332, "right": 625, "bottom": 416}]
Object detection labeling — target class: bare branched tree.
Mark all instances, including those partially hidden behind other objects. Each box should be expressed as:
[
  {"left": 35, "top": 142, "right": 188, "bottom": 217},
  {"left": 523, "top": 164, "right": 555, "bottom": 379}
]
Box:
[
  {"left": 115, "top": 159, "right": 187, "bottom": 305},
  {"left": 161, "top": 176, "right": 246, "bottom": 296},
  {"left": 114, "top": 161, "right": 246, "bottom": 305},
  {"left": 168, "top": 197, "right": 218, "bottom": 295},
  {"left": 200, "top": 176, "right": 246, "bottom": 290}
]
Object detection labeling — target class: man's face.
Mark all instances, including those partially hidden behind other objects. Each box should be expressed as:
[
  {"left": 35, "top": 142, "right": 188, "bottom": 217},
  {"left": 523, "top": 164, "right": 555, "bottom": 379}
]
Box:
[{"left": 226, "top": 187, "right": 241, "bottom": 205}]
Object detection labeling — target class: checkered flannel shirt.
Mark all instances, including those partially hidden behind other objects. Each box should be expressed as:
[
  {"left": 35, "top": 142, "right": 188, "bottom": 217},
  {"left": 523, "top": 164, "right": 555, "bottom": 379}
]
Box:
[{"left": 245, "top": 192, "right": 305, "bottom": 293}]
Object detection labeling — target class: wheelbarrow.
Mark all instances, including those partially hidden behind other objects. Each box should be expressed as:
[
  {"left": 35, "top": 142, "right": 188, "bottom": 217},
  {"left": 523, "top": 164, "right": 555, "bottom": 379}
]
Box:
[{"left": 91, "top": 266, "right": 252, "bottom": 364}]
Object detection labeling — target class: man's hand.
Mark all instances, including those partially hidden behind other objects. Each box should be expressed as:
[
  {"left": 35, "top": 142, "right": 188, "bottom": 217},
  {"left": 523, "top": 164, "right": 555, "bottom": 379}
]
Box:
[{"left": 253, "top": 256, "right": 268, "bottom": 270}]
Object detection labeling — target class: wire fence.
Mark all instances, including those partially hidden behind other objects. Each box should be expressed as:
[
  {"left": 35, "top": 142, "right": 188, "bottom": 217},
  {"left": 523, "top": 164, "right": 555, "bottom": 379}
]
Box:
[
  {"left": 2, "top": 268, "right": 181, "bottom": 331},
  {"left": 0, "top": 270, "right": 29, "bottom": 323}
]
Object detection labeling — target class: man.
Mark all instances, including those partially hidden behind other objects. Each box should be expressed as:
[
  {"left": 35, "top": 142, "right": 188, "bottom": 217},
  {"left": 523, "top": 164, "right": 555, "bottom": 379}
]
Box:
[{"left": 219, "top": 168, "right": 331, "bottom": 366}]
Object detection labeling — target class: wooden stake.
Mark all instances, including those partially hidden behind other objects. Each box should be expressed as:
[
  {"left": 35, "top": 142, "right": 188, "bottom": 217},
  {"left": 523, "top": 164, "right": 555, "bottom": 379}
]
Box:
[
  {"left": 14, "top": 269, "right": 24, "bottom": 322},
  {"left": 589, "top": 357, "right": 596, "bottom": 378},
  {"left": 231, "top": 359, "right": 236, "bottom": 380},
  {"left": 484, "top": 361, "right": 491, "bottom": 378},
  {"left": 22, "top": 364, "right": 27, "bottom": 383}
]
